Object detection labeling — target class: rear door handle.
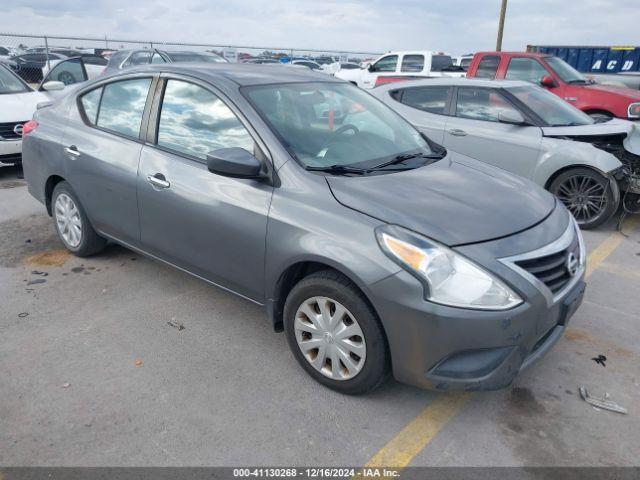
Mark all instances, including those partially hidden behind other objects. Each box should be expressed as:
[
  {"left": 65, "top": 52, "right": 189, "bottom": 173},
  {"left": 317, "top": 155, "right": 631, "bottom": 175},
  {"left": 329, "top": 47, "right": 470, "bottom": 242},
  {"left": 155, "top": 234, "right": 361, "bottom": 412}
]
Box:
[
  {"left": 64, "top": 145, "right": 80, "bottom": 157},
  {"left": 447, "top": 129, "right": 467, "bottom": 137},
  {"left": 147, "top": 173, "right": 170, "bottom": 189}
]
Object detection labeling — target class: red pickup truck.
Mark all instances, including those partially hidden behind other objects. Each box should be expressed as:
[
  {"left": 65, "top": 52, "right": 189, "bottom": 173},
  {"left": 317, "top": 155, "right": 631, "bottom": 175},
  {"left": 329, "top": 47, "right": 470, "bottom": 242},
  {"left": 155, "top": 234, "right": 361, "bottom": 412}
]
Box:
[{"left": 467, "top": 52, "right": 640, "bottom": 121}]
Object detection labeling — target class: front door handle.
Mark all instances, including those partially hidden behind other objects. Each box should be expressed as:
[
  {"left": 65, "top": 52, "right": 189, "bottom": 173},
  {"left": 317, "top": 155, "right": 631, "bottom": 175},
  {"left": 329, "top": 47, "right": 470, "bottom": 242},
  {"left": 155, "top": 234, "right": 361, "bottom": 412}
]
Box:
[
  {"left": 65, "top": 145, "right": 80, "bottom": 157},
  {"left": 147, "top": 173, "right": 170, "bottom": 189},
  {"left": 447, "top": 129, "right": 467, "bottom": 137}
]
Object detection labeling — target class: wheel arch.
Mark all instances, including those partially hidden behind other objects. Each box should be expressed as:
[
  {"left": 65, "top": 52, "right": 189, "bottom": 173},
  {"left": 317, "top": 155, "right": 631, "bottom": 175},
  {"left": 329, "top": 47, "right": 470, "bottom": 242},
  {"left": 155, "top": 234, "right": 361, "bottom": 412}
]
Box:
[
  {"left": 44, "top": 174, "right": 67, "bottom": 216},
  {"left": 268, "top": 259, "right": 381, "bottom": 334}
]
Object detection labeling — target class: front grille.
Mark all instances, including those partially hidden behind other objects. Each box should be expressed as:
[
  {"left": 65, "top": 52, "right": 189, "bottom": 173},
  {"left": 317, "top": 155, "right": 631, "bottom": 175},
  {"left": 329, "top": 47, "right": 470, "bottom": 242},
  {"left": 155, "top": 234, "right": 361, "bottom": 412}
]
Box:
[
  {"left": 515, "top": 234, "right": 580, "bottom": 295},
  {"left": 0, "top": 121, "right": 28, "bottom": 141}
]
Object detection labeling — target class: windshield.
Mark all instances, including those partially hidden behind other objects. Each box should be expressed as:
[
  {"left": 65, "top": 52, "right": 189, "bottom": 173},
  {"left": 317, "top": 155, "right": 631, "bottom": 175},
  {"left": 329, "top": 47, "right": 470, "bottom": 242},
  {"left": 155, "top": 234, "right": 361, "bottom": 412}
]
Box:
[
  {"left": 166, "top": 52, "right": 226, "bottom": 63},
  {"left": 0, "top": 65, "right": 29, "bottom": 94},
  {"left": 508, "top": 85, "right": 593, "bottom": 127},
  {"left": 244, "top": 82, "right": 433, "bottom": 170},
  {"left": 546, "top": 57, "right": 588, "bottom": 83}
]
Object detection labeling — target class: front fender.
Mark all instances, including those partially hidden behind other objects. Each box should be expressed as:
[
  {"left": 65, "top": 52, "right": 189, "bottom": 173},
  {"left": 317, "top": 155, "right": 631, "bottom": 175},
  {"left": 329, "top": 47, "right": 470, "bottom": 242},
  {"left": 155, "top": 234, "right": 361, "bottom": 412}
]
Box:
[{"left": 534, "top": 138, "right": 623, "bottom": 187}]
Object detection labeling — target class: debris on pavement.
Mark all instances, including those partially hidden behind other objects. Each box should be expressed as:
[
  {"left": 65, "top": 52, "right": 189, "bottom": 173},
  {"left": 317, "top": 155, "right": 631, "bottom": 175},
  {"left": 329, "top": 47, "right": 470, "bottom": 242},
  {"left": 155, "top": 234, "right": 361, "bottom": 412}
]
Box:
[
  {"left": 579, "top": 386, "right": 628, "bottom": 414},
  {"left": 167, "top": 319, "right": 185, "bottom": 331},
  {"left": 134, "top": 359, "right": 143, "bottom": 367},
  {"left": 18, "top": 312, "right": 29, "bottom": 318},
  {"left": 26, "top": 279, "right": 46, "bottom": 285},
  {"left": 30, "top": 270, "right": 48, "bottom": 276},
  {"left": 62, "top": 383, "right": 70, "bottom": 388},
  {"left": 591, "top": 354, "right": 607, "bottom": 367}
]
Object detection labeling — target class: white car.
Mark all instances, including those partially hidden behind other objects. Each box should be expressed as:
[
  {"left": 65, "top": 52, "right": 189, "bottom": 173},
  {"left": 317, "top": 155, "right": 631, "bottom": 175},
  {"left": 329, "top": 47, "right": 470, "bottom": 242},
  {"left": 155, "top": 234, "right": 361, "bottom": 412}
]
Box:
[
  {"left": 373, "top": 77, "right": 640, "bottom": 228},
  {"left": 335, "top": 51, "right": 465, "bottom": 89},
  {"left": 0, "top": 64, "right": 49, "bottom": 166}
]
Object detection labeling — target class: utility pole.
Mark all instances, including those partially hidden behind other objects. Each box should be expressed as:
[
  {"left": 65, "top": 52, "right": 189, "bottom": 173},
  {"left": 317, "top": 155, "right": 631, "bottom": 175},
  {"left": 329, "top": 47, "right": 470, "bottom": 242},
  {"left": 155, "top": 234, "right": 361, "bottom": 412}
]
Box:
[{"left": 496, "top": 0, "right": 508, "bottom": 51}]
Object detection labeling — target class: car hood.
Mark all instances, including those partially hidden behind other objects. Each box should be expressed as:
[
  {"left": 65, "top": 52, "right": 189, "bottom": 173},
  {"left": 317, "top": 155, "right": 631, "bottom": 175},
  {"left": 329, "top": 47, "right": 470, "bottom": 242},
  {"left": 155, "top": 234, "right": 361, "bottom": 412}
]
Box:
[
  {"left": 326, "top": 151, "right": 556, "bottom": 246},
  {"left": 584, "top": 83, "right": 640, "bottom": 101},
  {"left": 0, "top": 90, "right": 49, "bottom": 123},
  {"left": 542, "top": 118, "right": 640, "bottom": 155}
]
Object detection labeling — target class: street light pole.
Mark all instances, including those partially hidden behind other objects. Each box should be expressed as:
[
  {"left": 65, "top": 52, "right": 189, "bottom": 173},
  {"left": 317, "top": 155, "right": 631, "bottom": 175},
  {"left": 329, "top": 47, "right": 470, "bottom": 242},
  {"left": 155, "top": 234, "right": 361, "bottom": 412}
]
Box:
[{"left": 496, "top": 0, "right": 508, "bottom": 51}]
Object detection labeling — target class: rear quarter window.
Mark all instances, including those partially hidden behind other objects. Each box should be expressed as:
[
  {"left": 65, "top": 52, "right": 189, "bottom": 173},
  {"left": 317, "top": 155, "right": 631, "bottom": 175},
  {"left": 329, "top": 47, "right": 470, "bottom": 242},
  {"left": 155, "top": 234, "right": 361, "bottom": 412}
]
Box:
[{"left": 79, "top": 87, "right": 103, "bottom": 125}]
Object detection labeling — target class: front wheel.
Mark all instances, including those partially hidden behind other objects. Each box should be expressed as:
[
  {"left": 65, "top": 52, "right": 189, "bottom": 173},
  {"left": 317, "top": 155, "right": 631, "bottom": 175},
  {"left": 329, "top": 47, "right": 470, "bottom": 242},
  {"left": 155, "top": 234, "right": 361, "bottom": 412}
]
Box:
[
  {"left": 549, "top": 168, "right": 618, "bottom": 229},
  {"left": 283, "top": 270, "right": 389, "bottom": 395}
]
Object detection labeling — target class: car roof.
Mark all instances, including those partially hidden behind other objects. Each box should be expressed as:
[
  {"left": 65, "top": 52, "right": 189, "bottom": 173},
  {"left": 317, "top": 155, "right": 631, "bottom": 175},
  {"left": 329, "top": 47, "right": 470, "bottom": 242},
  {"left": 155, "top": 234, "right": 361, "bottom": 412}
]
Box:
[
  {"left": 110, "top": 62, "right": 341, "bottom": 86},
  {"left": 374, "top": 77, "right": 532, "bottom": 91},
  {"left": 474, "top": 51, "right": 550, "bottom": 59}
]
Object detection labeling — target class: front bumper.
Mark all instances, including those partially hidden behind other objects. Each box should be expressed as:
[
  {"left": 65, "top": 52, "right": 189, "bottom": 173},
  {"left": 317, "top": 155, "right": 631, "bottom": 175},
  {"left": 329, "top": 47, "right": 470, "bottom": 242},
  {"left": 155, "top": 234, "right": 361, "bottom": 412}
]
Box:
[{"left": 366, "top": 208, "right": 586, "bottom": 391}]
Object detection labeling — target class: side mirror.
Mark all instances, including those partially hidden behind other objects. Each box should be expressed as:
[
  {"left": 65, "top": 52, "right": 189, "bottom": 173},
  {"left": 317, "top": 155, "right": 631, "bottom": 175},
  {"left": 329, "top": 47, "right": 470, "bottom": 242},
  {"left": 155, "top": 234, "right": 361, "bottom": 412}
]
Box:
[
  {"left": 540, "top": 75, "right": 557, "bottom": 88},
  {"left": 367, "top": 64, "right": 373, "bottom": 72},
  {"left": 41, "top": 80, "right": 66, "bottom": 91},
  {"left": 498, "top": 109, "right": 526, "bottom": 125},
  {"left": 206, "top": 147, "right": 264, "bottom": 179}
]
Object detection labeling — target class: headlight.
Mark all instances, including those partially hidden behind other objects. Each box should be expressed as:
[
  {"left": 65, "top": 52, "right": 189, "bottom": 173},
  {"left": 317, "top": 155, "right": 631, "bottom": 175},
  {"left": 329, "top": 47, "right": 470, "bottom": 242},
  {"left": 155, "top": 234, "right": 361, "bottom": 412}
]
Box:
[
  {"left": 376, "top": 225, "right": 522, "bottom": 310},
  {"left": 628, "top": 102, "right": 640, "bottom": 119}
]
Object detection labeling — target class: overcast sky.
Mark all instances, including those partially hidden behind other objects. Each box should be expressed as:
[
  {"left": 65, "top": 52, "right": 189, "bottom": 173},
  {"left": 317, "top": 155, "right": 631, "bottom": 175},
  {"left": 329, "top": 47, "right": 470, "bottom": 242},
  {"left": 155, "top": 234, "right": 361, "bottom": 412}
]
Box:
[{"left": 2, "top": 0, "right": 638, "bottom": 55}]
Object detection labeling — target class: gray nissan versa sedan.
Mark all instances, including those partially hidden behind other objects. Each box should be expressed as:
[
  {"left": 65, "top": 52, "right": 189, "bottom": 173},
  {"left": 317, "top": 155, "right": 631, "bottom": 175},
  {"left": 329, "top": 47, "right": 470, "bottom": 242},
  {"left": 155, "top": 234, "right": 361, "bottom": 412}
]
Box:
[{"left": 22, "top": 64, "right": 586, "bottom": 394}]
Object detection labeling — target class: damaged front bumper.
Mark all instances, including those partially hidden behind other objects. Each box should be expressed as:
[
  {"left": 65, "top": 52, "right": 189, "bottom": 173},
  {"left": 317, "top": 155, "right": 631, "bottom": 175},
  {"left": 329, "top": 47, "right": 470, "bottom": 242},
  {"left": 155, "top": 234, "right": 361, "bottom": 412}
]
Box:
[{"left": 366, "top": 209, "right": 586, "bottom": 392}]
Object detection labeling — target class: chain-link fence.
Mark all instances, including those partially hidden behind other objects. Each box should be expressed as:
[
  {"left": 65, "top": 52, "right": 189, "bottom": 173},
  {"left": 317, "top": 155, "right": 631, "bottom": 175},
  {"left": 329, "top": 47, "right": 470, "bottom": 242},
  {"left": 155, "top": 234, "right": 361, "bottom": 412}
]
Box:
[{"left": 0, "top": 32, "right": 381, "bottom": 84}]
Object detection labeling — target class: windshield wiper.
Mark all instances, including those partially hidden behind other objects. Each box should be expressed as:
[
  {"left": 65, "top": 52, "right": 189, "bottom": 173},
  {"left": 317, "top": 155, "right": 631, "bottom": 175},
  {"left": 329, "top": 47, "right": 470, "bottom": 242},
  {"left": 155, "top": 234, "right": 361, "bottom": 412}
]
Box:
[
  {"left": 567, "top": 79, "right": 589, "bottom": 84},
  {"left": 305, "top": 164, "right": 369, "bottom": 175},
  {"left": 369, "top": 151, "right": 446, "bottom": 171}
]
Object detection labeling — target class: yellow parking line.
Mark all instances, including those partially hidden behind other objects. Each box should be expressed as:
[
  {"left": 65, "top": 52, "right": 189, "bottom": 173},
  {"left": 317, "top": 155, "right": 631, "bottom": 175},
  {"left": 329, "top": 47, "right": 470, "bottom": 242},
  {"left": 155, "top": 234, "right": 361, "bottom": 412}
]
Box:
[
  {"left": 585, "top": 216, "right": 640, "bottom": 278},
  {"left": 359, "top": 216, "right": 640, "bottom": 471},
  {"left": 363, "top": 393, "right": 472, "bottom": 468}
]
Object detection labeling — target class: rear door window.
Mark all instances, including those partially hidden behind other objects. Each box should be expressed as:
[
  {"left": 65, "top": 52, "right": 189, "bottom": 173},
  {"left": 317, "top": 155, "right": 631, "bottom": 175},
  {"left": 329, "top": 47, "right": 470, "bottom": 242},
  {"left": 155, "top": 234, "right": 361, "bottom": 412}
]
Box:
[
  {"left": 505, "top": 57, "right": 549, "bottom": 83},
  {"left": 475, "top": 56, "right": 500, "bottom": 79},
  {"left": 455, "top": 87, "right": 520, "bottom": 122},
  {"left": 430, "top": 55, "right": 454, "bottom": 72},
  {"left": 401, "top": 55, "right": 424, "bottom": 72},
  {"left": 400, "top": 86, "right": 452, "bottom": 115},
  {"left": 95, "top": 78, "right": 152, "bottom": 138}
]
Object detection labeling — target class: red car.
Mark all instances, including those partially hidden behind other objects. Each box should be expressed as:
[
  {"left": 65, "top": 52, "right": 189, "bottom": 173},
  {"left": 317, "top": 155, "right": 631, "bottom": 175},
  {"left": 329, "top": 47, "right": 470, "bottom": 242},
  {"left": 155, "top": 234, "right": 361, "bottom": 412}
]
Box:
[{"left": 467, "top": 52, "right": 640, "bottom": 121}]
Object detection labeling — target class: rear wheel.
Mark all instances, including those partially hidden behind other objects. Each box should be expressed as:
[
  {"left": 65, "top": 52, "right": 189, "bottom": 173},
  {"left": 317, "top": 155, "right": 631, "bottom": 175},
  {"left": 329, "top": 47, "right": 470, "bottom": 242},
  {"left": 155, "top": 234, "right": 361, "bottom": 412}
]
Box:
[
  {"left": 52, "top": 181, "right": 106, "bottom": 256},
  {"left": 549, "top": 168, "right": 617, "bottom": 229},
  {"left": 284, "top": 270, "right": 389, "bottom": 395}
]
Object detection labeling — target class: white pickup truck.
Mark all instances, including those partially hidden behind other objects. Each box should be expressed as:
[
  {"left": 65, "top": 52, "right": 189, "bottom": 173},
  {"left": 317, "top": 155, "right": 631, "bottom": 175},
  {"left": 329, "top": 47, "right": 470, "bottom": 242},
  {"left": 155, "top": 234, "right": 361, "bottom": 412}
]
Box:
[{"left": 335, "top": 51, "right": 465, "bottom": 89}]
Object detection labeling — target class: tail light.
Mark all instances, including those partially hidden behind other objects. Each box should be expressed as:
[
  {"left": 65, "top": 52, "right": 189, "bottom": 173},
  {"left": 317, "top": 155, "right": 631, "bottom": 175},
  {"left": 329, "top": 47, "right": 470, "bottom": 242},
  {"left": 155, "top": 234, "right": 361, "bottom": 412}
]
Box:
[{"left": 22, "top": 120, "right": 38, "bottom": 137}]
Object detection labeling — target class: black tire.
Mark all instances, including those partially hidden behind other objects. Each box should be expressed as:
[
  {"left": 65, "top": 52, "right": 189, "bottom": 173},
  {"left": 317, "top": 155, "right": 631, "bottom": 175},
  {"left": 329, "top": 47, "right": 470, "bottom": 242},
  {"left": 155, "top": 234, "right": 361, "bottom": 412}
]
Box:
[
  {"left": 51, "top": 181, "right": 106, "bottom": 256},
  {"left": 549, "top": 167, "right": 618, "bottom": 229},
  {"left": 283, "top": 269, "right": 389, "bottom": 395}
]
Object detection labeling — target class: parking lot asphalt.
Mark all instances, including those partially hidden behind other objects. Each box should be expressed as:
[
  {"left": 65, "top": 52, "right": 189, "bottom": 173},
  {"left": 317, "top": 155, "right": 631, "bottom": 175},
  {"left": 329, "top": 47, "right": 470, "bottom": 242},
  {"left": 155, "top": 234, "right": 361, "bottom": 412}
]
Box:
[{"left": 1, "top": 164, "right": 639, "bottom": 467}]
